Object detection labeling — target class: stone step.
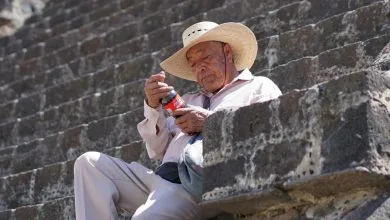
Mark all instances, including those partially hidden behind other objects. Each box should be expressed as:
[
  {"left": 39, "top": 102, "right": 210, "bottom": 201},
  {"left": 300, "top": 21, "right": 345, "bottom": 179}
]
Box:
[
  {"left": 254, "top": 1, "right": 390, "bottom": 70},
  {"left": 0, "top": 0, "right": 140, "bottom": 50},
  {"left": 0, "top": 196, "right": 76, "bottom": 220},
  {"left": 0, "top": 140, "right": 156, "bottom": 211},
  {"left": 0, "top": 25, "right": 197, "bottom": 108},
  {"left": 0, "top": 196, "right": 135, "bottom": 219},
  {"left": 3, "top": 26, "right": 388, "bottom": 129},
  {"left": 202, "top": 69, "right": 390, "bottom": 212},
  {"left": 0, "top": 32, "right": 388, "bottom": 150},
  {"left": 0, "top": 82, "right": 147, "bottom": 176},
  {"left": 0, "top": 86, "right": 145, "bottom": 176},
  {"left": 0, "top": 89, "right": 145, "bottom": 149},
  {"left": 244, "top": 0, "right": 383, "bottom": 41},
  {"left": 0, "top": 44, "right": 198, "bottom": 150},
  {"left": 0, "top": 0, "right": 383, "bottom": 104},
  {"left": 0, "top": 0, "right": 217, "bottom": 64},
  {"left": 0, "top": 0, "right": 226, "bottom": 88},
  {"left": 256, "top": 32, "right": 390, "bottom": 94},
  {"left": 0, "top": 54, "right": 154, "bottom": 124}
]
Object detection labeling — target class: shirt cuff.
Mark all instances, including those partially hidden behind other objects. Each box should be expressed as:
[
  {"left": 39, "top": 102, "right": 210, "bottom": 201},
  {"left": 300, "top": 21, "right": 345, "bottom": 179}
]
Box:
[{"left": 143, "top": 99, "right": 163, "bottom": 119}]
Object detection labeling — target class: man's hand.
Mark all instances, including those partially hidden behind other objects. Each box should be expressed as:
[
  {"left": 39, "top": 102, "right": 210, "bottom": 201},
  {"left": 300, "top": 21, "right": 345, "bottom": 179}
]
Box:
[
  {"left": 144, "top": 71, "right": 173, "bottom": 109},
  {"left": 172, "top": 106, "right": 212, "bottom": 134}
]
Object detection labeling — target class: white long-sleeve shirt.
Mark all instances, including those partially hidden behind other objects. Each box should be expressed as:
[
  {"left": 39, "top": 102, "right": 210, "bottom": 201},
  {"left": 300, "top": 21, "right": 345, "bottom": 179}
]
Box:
[{"left": 137, "top": 69, "right": 282, "bottom": 164}]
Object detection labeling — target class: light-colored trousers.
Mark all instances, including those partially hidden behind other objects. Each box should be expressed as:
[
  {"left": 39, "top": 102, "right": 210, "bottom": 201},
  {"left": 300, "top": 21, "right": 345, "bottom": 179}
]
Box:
[{"left": 73, "top": 151, "right": 203, "bottom": 220}]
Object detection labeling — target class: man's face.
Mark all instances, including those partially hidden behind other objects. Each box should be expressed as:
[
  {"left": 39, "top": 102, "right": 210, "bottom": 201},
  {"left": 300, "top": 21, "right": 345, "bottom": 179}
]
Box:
[{"left": 186, "top": 41, "right": 227, "bottom": 93}]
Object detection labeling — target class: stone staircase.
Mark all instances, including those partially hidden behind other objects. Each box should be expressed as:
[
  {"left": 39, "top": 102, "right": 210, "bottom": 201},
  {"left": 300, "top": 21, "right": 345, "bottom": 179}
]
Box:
[{"left": 0, "top": 0, "right": 388, "bottom": 219}]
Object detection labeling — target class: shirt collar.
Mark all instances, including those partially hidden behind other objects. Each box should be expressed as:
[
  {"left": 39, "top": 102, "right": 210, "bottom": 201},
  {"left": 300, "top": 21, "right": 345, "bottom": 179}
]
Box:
[{"left": 200, "top": 68, "right": 254, "bottom": 97}]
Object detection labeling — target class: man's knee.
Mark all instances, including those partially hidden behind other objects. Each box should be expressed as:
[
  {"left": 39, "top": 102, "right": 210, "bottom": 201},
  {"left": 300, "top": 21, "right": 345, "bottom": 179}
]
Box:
[{"left": 74, "top": 151, "right": 101, "bottom": 173}]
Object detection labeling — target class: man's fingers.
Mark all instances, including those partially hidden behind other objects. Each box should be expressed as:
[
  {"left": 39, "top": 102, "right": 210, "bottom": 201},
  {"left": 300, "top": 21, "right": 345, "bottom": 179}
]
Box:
[
  {"left": 148, "top": 82, "right": 170, "bottom": 90},
  {"left": 149, "top": 91, "right": 172, "bottom": 102},
  {"left": 147, "top": 71, "right": 165, "bottom": 83},
  {"left": 150, "top": 87, "right": 172, "bottom": 96},
  {"left": 172, "top": 108, "right": 192, "bottom": 117}
]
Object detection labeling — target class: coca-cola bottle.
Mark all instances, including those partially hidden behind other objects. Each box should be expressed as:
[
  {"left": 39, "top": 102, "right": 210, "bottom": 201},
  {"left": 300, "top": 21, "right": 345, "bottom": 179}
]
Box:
[{"left": 161, "top": 90, "right": 186, "bottom": 116}]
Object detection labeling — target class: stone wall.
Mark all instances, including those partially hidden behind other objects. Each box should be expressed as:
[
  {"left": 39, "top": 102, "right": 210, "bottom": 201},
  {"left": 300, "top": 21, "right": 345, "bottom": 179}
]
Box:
[{"left": 0, "top": 0, "right": 388, "bottom": 219}]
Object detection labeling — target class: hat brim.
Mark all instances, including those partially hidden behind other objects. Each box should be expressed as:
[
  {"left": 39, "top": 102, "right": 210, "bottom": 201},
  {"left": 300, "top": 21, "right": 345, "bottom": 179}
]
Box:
[{"left": 160, "top": 22, "right": 258, "bottom": 81}]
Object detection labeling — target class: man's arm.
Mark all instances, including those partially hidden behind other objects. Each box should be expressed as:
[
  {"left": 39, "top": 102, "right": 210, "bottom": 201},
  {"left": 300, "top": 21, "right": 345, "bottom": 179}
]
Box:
[
  {"left": 137, "top": 102, "right": 173, "bottom": 160},
  {"left": 137, "top": 71, "right": 174, "bottom": 160}
]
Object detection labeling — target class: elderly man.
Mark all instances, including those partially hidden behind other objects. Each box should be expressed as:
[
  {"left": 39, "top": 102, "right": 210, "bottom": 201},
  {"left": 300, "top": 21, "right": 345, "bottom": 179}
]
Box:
[{"left": 73, "top": 21, "right": 282, "bottom": 220}]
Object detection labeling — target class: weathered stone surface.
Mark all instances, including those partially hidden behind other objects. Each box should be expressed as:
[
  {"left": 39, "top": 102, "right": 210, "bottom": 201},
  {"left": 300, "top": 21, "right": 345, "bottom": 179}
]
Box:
[
  {"left": 255, "top": 1, "right": 390, "bottom": 70},
  {"left": 256, "top": 33, "right": 390, "bottom": 93},
  {"left": 0, "top": 139, "right": 149, "bottom": 210},
  {"left": 202, "top": 70, "right": 390, "bottom": 213},
  {"left": 0, "top": 0, "right": 389, "bottom": 219}
]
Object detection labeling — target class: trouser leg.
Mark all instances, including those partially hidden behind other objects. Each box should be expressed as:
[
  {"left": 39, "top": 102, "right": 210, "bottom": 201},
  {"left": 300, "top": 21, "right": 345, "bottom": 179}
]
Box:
[
  {"left": 74, "top": 151, "right": 154, "bottom": 220},
  {"left": 74, "top": 151, "right": 203, "bottom": 220},
  {"left": 132, "top": 180, "right": 203, "bottom": 220}
]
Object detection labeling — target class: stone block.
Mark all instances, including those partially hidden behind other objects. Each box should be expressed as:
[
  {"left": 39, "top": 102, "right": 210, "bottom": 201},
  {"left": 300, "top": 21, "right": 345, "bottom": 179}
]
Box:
[
  {"left": 69, "top": 14, "right": 88, "bottom": 30},
  {"left": 0, "top": 68, "right": 17, "bottom": 86},
  {"left": 108, "top": 10, "right": 135, "bottom": 30},
  {"left": 59, "top": 125, "right": 87, "bottom": 160},
  {"left": 140, "top": 14, "right": 164, "bottom": 34},
  {"left": 37, "top": 108, "right": 58, "bottom": 136},
  {"left": 79, "top": 18, "right": 108, "bottom": 39},
  {"left": 30, "top": 28, "right": 51, "bottom": 44},
  {"left": 80, "top": 36, "right": 101, "bottom": 56},
  {"left": 64, "top": 0, "right": 80, "bottom": 9},
  {"left": 44, "top": 64, "right": 78, "bottom": 88},
  {"left": 42, "top": 2, "right": 64, "bottom": 18},
  {"left": 0, "top": 138, "right": 148, "bottom": 210},
  {"left": 18, "top": 58, "right": 43, "bottom": 78},
  {"left": 148, "top": 27, "right": 172, "bottom": 52},
  {"left": 14, "top": 93, "right": 41, "bottom": 118},
  {"left": 90, "top": 2, "right": 120, "bottom": 22},
  {"left": 84, "top": 49, "right": 109, "bottom": 73},
  {"left": 86, "top": 115, "right": 121, "bottom": 151},
  {"left": 111, "top": 36, "right": 149, "bottom": 64},
  {"left": 78, "top": 1, "right": 96, "bottom": 14},
  {"left": 5, "top": 41, "right": 21, "bottom": 56},
  {"left": 103, "top": 22, "right": 138, "bottom": 48},
  {"left": 12, "top": 137, "right": 61, "bottom": 175},
  {"left": 202, "top": 70, "right": 390, "bottom": 213},
  {"left": 256, "top": 1, "right": 390, "bottom": 70},
  {"left": 49, "top": 12, "right": 66, "bottom": 28},
  {"left": 255, "top": 33, "right": 390, "bottom": 93},
  {"left": 0, "top": 210, "right": 11, "bottom": 219},
  {"left": 0, "top": 147, "right": 14, "bottom": 177},
  {"left": 203, "top": 1, "right": 246, "bottom": 24},
  {"left": 119, "top": 0, "right": 137, "bottom": 10},
  {"left": 55, "top": 98, "right": 84, "bottom": 130},
  {"left": 17, "top": 115, "right": 40, "bottom": 144},
  {"left": 0, "top": 171, "right": 33, "bottom": 210},
  {"left": 34, "top": 161, "right": 73, "bottom": 203},
  {"left": 63, "top": 30, "right": 81, "bottom": 48},
  {"left": 0, "top": 102, "right": 14, "bottom": 124},
  {"left": 51, "top": 21, "right": 69, "bottom": 37},
  {"left": 37, "top": 196, "right": 76, "bottom": 219},
  {"left": 45, "top": 76, "right": 90, "bottom": 108},
  {"left": 0, "top": 122, "right": 16, "bottom": 149},
  {"left": 45, "top": 35, "right": 65, "bottom": 53},
  {"left": 56, "top": 44, "right": 80, "bottom": 65},
  {"left": 114, "top": 54, "right": 156, "bottom": 84}
]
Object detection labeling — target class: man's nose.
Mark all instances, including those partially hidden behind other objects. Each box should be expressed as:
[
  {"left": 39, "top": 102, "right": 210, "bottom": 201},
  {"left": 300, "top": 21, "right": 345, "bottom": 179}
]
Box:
[{"left": 196, "top": 63, "right": 206, "bottom": 74}]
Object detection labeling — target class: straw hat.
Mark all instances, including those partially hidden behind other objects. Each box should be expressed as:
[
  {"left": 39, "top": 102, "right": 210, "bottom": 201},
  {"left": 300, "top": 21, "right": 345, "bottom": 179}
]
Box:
[{"left": 160, "top": 21, "right": 258, "bottom": 81}]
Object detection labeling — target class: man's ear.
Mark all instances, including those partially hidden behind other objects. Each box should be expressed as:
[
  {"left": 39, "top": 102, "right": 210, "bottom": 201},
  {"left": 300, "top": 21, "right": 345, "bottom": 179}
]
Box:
[{"left": 223, "top": 44, "right": 234, "bottom": 64}]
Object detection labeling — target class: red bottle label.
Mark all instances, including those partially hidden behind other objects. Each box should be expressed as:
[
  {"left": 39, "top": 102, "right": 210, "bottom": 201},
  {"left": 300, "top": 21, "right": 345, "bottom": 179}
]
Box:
[{"left": 163, "top": 95, "right": 186, "bottom": 114}]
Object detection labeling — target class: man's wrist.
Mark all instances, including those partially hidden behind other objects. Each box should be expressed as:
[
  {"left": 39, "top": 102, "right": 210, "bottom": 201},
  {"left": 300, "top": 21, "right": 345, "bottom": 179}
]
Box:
[{"left": 145, "top": 98, "right": 160, "bottom": 109}]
